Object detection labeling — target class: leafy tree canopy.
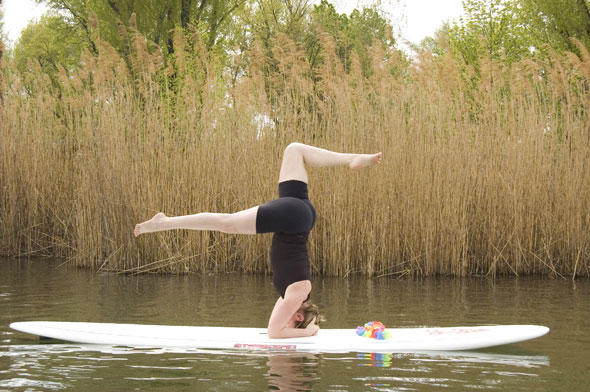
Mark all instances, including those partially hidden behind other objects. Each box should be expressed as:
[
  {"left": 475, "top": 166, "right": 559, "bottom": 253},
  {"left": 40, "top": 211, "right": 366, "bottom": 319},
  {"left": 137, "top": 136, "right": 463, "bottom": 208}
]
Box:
[
  {"left": 37, "top": 0, "right": 245, "bottom": 57},
  {"left": 445, "top": 0, "right": 590, "bottom": 69},
  {"left": 309, "top": 0, "right": 395, "bottom": 75},
  {"left": 447, "top": 0, "right": 530, "bottom": 69},
  {"left": 518, "top": 0, "right": 590, "bottom": 54},
  {"left": 13, "top": 12, "right": 85, "bottom": 76}
]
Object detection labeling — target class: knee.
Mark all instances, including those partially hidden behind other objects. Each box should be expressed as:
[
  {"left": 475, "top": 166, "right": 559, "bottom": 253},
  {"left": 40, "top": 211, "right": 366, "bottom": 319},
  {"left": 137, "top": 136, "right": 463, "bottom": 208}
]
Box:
[
  {"left": 285, "top": 142, "right": 303, "bottom": 152},
  {"left": 284, "top": 142, "right": 304, "bottom": 155}
]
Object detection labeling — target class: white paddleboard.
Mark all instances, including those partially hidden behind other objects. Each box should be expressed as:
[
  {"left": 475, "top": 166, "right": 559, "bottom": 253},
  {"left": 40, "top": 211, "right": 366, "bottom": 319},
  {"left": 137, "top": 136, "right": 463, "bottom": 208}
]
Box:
[{"left": 9, "top": 322, "right": 549, "bottom": 353}]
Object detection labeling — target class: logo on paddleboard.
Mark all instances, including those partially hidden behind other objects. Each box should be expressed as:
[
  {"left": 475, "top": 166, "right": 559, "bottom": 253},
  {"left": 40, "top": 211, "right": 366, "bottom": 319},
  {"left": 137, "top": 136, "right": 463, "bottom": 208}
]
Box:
[
  {"left": 234, "top": 343, "right": 297, "bottom": 351},
  {"left": 426, "top": 328, "right": 490, "bottom": 335}
]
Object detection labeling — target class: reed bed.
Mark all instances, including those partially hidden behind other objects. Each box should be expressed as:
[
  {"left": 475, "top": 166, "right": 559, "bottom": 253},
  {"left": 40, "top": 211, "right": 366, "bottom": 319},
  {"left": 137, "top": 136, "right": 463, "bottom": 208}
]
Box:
[{"left": 1, "top": 30, "right": 589, "bottom": 278}]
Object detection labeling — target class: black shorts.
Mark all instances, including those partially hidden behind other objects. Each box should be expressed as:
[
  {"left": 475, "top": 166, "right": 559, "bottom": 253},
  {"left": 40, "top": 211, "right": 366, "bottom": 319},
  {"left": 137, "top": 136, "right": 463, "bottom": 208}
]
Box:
[
  {"left": 255, "top": 180, "right": 316, "bottom": 298},
  {"left": 255, "top": 180, "right": 316, "bottom": 234}
]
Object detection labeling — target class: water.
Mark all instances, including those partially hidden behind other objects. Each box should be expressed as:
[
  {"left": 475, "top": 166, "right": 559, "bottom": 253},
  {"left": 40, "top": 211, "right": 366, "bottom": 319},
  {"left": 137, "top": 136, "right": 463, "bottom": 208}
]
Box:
[{"left": 1, "top": 258, "right": 588, "bottom": 391}]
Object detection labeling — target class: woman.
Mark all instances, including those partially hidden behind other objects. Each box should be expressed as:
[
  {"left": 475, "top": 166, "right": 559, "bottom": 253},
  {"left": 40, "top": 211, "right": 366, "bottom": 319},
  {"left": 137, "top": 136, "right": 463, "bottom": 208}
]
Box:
[{"left": 134, "top": 143, "right": 382, "bottom": 338}]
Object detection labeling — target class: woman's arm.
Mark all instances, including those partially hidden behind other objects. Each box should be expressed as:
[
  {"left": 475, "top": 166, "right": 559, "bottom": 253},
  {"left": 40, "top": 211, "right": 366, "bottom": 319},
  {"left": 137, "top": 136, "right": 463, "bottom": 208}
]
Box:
[{"left": 267, "top": 281, "right": 319, "bottom": 339}]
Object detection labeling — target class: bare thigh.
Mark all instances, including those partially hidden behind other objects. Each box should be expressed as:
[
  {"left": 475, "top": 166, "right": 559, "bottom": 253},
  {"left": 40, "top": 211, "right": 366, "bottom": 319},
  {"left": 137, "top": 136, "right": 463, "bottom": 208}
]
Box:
[
  {"left": 278, "top": 143, "right": 308, "bottom": 183},
  {"left": 226, "top": 206, "right": 259, "bottom": 234}
]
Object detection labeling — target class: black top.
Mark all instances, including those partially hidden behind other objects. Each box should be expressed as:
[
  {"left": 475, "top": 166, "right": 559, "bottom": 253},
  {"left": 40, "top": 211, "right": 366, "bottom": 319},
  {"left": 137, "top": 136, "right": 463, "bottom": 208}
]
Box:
[{"left": 270, "top": 232, "right": 311, "bottom": 298}]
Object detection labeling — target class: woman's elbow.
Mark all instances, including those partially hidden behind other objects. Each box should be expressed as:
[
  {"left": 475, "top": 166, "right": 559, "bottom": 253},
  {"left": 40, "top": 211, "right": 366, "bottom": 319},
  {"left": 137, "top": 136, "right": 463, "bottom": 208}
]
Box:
[{"left": 267, "top": 327, "right": 282, "bottom": 339}]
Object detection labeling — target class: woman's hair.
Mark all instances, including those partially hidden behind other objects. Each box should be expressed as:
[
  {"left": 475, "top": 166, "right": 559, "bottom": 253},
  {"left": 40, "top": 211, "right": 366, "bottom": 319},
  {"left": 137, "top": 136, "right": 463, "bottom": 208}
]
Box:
[{"left": 296, "top": 302, "right": 325, "bottom": 329}]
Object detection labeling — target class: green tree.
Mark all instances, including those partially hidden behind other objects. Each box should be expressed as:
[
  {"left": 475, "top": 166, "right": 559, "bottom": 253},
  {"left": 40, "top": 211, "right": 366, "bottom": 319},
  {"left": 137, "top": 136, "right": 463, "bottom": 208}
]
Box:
[
  {"left": 518, "top": 0, "right": 590, "bottom": 55},
  {"left": 448, "top": 0, "right": 530, "bottom": 70},
  {"left": 448, "top": 0, "right": 590, "bottom": 66},
  {"left": 13, "top": 13, "right": 85, "bottom": 79},
  {"left": 39, "top": 0, "right": 245, "bottom": 57},
  {"left": 243, "top": 0, "right": 395, "bottom": 75},
  {"left": 308, "top": 0, "right": 395, "bottom": 76},
  {"left": 417, "top": 23, "right": 452, "bottom": 57},
  {"left": 246, "top": 0, "right": 312, "bottom": 50}
]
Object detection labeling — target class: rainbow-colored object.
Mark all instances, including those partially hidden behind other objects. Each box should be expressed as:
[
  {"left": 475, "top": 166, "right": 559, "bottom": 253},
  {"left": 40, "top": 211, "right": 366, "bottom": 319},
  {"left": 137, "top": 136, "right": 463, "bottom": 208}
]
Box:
[{"left": 356, "top": 321, "right": 392, "bottom": 340}]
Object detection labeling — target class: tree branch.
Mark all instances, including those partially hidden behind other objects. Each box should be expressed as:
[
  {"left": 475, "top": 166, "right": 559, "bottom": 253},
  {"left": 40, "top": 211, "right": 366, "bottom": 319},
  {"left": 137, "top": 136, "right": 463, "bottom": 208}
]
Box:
[
  {"left": 107, "top": 0, "right": 120, "bottom": 16},
  {"left": 206, "top": 1, "right": 241, "bottom": 49},
  {"left": 181, "top": 0, "right": 192, "bottom": 28},
  {"left": 52, "top": 0, "right": 98, "bottom": 54},
  {"left": 194, "top": 0, "right": 208, "bottom": 27}
]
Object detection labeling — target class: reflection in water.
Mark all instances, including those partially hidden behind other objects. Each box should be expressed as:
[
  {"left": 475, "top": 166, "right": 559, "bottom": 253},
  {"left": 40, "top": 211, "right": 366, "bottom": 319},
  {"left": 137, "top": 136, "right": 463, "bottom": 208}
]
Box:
[
  {"left": 356, "top": 351, "right": 549, "bottom": 369},
  {"left": 357, "top": 352, "right": 393, "bottom": 367},
  {"left": 0, "top": 341, "right": 552, "bottom": 392},
  {"left": 353, "top": 351, "right": 550, "bottom": 391},
  {"left": 266, "top": 353, "right": 319, "bottom": 391}
]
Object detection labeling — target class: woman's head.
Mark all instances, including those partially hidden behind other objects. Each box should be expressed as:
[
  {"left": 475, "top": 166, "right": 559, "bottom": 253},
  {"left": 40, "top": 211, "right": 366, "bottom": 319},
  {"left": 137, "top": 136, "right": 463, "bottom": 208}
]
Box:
[{"left": 295, "top": 302, "right": 325, "bottom": 329}]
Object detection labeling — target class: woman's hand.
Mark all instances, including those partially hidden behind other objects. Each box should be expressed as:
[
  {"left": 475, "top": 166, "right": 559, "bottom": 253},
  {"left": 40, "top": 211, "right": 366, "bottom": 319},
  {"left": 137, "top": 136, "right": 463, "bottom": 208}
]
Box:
[{"left": 305, "top": 317, "right": 319, "bottom": 336}]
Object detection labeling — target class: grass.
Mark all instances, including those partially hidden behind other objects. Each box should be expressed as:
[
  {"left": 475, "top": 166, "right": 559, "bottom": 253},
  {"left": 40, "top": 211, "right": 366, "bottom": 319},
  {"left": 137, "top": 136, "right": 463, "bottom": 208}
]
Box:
[{"left": 1, "top": 32, "right": 589, "bottom": 278}]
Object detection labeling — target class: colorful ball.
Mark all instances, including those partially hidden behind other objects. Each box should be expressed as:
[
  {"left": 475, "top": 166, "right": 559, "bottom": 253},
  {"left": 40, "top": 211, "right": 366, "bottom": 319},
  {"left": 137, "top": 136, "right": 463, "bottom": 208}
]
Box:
[
  {"left": 356, "top": 326, "right": 365, "bottom": 336},
  {"left": 356, "top": 320, "right": 391, "bottom": 340}
]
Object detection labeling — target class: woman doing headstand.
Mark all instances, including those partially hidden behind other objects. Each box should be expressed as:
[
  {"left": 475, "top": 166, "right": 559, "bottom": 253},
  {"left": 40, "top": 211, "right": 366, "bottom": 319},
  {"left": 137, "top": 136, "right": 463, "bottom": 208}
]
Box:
[{"left": 134, "top": 143, "right": 382, "bottom": 338}]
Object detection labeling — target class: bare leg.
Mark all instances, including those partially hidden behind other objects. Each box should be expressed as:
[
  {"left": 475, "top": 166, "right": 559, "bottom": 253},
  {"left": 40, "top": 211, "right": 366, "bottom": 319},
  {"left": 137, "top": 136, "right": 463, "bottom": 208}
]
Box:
[
  {"left": 134, "top": 206, "right": 258, "bottom": 237},
  {"left": 135, "top": 143, "right": 382, "bottom": 237},
  {"left": 278, "top": 142, "right": 382, "bottom": 183}
]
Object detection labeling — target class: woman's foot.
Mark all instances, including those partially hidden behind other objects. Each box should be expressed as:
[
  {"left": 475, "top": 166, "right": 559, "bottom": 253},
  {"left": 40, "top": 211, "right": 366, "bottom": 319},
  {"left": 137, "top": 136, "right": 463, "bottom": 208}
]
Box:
[
  {"left": 134, "top": 212, "right": 168, "bottom": 237},
  {"left": 349, "top": 152, "right": 383, "bottom": 170}
]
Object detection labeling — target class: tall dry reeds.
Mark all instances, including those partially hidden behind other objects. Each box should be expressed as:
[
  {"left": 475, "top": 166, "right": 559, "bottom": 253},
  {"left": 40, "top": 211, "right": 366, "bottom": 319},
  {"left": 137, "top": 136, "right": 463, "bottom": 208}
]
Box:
[{"left": 1, "top": 29, "right": 589, "bottom": 278}]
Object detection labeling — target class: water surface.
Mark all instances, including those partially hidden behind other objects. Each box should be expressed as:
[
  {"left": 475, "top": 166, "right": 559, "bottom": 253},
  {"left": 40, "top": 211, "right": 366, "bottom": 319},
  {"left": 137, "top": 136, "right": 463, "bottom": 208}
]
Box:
[{"left": 1, "top": 258, "right": 588, "bottom": 391}]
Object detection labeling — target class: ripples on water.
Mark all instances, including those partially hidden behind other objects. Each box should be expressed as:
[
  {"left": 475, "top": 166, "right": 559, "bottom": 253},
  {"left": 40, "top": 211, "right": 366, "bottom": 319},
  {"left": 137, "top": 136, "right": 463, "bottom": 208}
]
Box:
[
  {"left": 1, "top": 343, "right": 550, "bottom": 391},
  {"left": 1, "top": 258, "right": 588, "bottom": 391}
]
